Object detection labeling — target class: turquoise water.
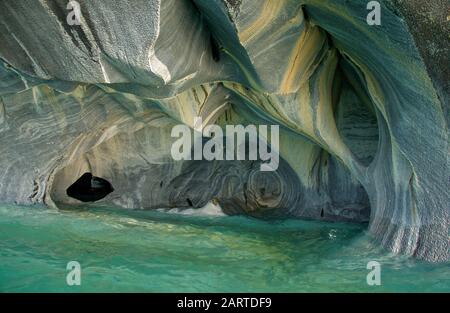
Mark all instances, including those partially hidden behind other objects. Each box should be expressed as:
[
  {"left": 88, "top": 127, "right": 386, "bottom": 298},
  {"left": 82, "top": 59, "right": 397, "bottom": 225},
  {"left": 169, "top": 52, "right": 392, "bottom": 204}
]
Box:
[{"left": 0, "top": 204, "right": 448, "bottom": 292}]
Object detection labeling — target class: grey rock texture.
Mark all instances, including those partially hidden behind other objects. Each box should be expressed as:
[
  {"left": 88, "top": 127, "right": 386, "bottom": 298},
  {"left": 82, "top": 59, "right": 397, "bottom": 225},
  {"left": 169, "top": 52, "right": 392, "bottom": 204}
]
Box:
[{"left": 0, "top": 0, "right": 448, "bottom": 261}]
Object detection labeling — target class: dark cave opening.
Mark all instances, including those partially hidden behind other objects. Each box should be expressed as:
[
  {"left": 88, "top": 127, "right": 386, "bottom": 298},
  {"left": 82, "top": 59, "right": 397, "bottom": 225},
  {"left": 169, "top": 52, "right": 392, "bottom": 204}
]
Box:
[
  {"left": 66, "top": 172, "right": 114, "bottom": 202},
  {"left": 328, "top": 54, "right": 378, "bottom": 222},
  {"left": 332, "top": 51, "right": 380, "bottom": 168}
]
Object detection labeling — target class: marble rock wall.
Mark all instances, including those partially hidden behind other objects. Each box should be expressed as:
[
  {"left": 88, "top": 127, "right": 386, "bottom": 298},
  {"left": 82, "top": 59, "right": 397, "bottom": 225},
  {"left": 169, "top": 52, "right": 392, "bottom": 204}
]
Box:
[{"left": 0, "top": 0, "right": 448, "bottom": 262}]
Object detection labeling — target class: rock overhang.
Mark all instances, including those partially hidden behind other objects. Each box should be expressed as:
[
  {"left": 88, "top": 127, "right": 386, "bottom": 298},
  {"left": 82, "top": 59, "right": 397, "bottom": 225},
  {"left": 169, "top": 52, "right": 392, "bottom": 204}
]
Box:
[{"left": 0, "top": 0, "right": 448, "bottom": 262}]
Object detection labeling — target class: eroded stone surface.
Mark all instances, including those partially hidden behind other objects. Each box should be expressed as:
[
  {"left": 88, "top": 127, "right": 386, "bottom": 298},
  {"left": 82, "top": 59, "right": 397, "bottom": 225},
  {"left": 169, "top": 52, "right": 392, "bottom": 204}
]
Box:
[{"left": 0, "top": 0, "right": 448, "bottom": 261}]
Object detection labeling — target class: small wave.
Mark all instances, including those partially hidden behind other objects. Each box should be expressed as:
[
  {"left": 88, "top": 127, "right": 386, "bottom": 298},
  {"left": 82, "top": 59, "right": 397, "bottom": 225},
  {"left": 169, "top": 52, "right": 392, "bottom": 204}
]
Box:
[{"left": 157, "top": 201, "right": 226, "bottom": 217}]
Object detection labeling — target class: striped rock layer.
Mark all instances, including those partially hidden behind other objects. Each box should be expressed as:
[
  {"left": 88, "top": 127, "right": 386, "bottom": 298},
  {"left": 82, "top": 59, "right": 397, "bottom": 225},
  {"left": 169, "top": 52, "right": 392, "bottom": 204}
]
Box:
[{"left": 0, "top": 0, "right": 448, "bottom": 262}]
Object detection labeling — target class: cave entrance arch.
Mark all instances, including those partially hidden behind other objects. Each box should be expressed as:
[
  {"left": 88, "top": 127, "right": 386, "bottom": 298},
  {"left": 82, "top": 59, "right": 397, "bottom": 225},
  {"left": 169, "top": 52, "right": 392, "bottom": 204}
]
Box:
[{"left": 66, "top": 172, "right": 114, "bottom": 202}]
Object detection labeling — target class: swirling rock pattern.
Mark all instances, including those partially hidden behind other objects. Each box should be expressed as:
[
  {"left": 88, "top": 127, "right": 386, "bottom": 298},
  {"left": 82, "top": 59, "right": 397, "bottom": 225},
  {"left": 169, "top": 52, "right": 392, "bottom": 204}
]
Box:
[{"left": 0, "top": 0, "right": 448, "bottom": 261}]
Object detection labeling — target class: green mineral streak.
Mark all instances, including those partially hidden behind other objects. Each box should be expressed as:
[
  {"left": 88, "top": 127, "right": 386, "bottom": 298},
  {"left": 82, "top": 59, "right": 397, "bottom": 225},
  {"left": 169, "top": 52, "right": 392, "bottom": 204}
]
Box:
[{"left": 0, "top": 205, "right": 448, "bottom": 292}]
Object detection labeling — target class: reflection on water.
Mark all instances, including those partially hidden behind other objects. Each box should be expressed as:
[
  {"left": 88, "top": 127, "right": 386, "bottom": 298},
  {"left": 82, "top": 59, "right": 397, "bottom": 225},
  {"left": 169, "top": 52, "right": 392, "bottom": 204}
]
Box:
[{"left": 0, "top": 204, "right": 448, "bottom": 292}]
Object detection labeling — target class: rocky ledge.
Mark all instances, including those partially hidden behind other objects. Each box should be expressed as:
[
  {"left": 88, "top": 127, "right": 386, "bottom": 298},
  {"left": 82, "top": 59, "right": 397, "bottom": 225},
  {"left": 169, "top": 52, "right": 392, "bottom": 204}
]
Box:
[{"left": 0, "top": 0, "right": 448, "bottom": 262}]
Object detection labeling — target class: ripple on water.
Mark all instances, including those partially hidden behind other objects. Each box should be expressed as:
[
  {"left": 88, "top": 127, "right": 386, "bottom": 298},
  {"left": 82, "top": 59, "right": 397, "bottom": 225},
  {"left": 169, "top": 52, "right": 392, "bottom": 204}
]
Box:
[{"left": 0, "top": 204, "right": 448, "bottom": 292}]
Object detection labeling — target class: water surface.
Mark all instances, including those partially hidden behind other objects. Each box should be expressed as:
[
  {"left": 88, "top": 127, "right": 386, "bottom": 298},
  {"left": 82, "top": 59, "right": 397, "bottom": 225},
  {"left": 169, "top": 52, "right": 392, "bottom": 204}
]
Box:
[{"left": 0, "top": 204, "right": 448, "bottom": 292}]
